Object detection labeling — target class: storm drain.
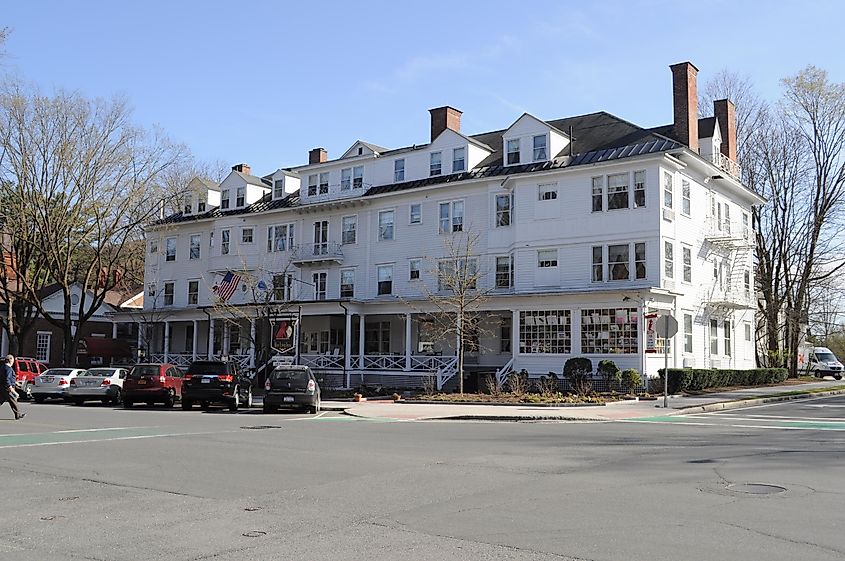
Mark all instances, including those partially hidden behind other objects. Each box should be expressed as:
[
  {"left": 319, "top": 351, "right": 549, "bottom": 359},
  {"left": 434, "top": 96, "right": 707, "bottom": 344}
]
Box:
[
  {"left": 727, "top": 483, "right": 787, "bottom": 495},
  {"left": 240, "top": 425, "right": 282, "bottom": 430},
  {"left": 242, "top": 531, "right": 266, "bottom": 538}
]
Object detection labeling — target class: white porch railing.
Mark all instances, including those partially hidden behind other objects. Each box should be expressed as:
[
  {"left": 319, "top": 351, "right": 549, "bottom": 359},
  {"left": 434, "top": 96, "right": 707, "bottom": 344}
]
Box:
[
  {"left": 300, "top": 354, "right": 344, "bottom": 369},
  {"left": 409, "top": 355, "right": 457, "bottom": 371},
  {"left": 360, "top": 354, "right": 405, "bottom": 370},
  {"left": 150, "top": 353, "right": 193, "bottom": 367},
  {"left": 436, "top": 356, "right": 459, "bottom": 390},
  {"left": 710, "top": 151, "right": 742, "bottom": 178},
  {"left": 495, "top": 357, "right": 515, "bottom": 387}
]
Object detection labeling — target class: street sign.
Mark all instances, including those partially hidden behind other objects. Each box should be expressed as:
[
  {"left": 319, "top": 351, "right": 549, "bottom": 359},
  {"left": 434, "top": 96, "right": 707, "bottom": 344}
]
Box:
[{"left": 654, "top": 315, "right": 678, "bottom": 339}]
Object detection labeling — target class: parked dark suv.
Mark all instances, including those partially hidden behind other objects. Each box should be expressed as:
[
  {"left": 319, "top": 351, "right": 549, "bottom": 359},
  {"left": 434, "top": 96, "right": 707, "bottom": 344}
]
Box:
[
  {"left": 182, "top": 360, "right": 252, "bottom": 411},
  {"left": 263, "top": 365, "right": 320, "bottom": 414}
]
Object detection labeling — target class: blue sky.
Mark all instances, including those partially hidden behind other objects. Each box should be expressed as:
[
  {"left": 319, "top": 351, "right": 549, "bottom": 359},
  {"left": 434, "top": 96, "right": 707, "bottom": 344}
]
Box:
[{"left": 3, "top": 0, "right": 843, "bottom": 176}]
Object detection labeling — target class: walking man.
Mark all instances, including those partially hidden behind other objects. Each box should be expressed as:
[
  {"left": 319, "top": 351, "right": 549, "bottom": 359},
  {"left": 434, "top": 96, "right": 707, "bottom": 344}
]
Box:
[{"left": 2, "top": 355, "right": 25, "bottom": 420}]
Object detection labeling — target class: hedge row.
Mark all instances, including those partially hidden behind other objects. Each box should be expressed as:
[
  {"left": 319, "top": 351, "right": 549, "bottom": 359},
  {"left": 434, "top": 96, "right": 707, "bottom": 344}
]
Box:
[{"left": 657, "top": 368, "right": 788, "bottom": 394}]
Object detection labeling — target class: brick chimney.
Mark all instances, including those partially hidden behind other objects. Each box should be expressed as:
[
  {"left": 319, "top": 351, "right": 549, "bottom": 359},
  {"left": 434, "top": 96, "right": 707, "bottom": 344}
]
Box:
[
  {"left": 713, "top": 99, "right": 737, "bottom": 161},
  {"left": 429, "top": 106, "right": 462, "bottom": 142},
  {"left": 669, "top": 62, "right": 699, "bottom": 152},
  {"left": 308, "top": 148, "right": 328, "bottom": 164},
  {"left": 231, "top": 163, "right": 251, "bottom": 175}
]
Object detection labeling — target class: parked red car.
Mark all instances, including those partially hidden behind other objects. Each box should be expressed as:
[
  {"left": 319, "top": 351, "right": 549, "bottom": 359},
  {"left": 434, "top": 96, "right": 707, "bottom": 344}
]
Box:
[
  {"left": 13, "top": 357, "right": 49, "bottom": 400},
  {"left": 122, "top": 363, "right": 183, "bottom": 408}
]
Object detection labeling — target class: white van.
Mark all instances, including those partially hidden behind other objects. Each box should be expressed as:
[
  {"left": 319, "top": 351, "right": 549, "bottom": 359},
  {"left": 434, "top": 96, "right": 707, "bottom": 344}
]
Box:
[{"left": 803, "top": 347, "right": 844, "bottom": 379}]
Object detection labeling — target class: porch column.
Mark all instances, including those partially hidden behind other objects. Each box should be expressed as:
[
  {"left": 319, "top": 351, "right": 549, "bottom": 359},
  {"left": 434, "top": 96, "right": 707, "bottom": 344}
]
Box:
[
  {"left": 249, "top": 318, "right": 256, "bottom": 369},
  {"left": 111, "top": 322, "right": 118, "bottom": 339},
  {"left": 136, "top": 324, "right": 143, "bottom": 360},
  {"left": 293, "top": 316, "right": 300, "bottom": 365},
  {"left": 163, "top": 321, "right": 170, "bottom": 362},
  {"left": 358, "top": 314, "right": 365, "bottom": 365},
  {"left": 207, "top": 317, "right": 215, "bottom": 359},
  {"left": 404, "top": 312, "right": 412, "bottom": 371},
  {"left": 511, "top": 310, "right": 519, "bottom": 363},
  {"left": 192, "top": 320, "right": 198, "bottom": 361},
  {"left": 1, "top": 327, "right": 9, "bottom": 356},
  {"left": 344, "top": 313, "right": 352, "bottom": 371},
  {"left": 222, "top": 322, "right": 230, "bottom": 357}
]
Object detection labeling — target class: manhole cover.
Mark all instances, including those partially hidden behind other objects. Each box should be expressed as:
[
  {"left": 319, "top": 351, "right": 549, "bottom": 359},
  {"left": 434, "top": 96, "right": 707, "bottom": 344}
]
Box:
[
  {"left": 40, "top": 515, "right": 64, "bottom": 521},
  {"left": 728, "top": 483, "right": 787, "bottom": 495},
  {"left": 242, "top": 531, "right": 266, "bottom": 538},
  {"left": 240, "top": 425, "right": 282, "bottom": 430},
  {"left": 244, "top": 507, "right": 262, "bottom": 512},
  {"left": 688, "top": 459, "right": 716, "bottom": 464}
]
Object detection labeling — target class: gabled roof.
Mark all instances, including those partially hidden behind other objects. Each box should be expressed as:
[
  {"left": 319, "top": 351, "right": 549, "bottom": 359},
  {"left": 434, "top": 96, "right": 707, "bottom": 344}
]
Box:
[
  {"left": 232, "top": 171, "right": 272, "bottom": 188},
  {"left": 698, "top": 117, "right": 717, "bottom": 138},
  {"left": 193, "top": 177, "right": 220, "bottom": 191},
  {"left": 340, "top": 140, "right": 389, "bottom": 159},
  {"left": 504, "top": 112, "right": 572, "bottom": 140},
  {"left": 152, "top": 191, "right": 299, "bottom": 225}
]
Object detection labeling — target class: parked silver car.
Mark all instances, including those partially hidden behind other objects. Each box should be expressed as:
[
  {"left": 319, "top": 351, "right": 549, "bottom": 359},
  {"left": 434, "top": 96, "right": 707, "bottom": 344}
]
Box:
[
  {"left": 68, "top": 367, "right": 128, "bottom": 405},
  {"left": 32, "top": 368, "right": 86, "bottom": 403}
]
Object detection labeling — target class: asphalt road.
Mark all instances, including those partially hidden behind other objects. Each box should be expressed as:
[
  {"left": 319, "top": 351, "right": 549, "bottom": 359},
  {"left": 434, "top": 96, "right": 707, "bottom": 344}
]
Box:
[{"left": 0, "top": 396, "right": 844, "bottom": 561}]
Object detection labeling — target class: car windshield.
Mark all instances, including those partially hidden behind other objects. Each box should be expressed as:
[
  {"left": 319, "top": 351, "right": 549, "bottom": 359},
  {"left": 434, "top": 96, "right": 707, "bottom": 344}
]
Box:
[
  {"left": 44, "top": 369, "right": 73, "bottom": 377},
  {"left": 816, "top": 352, "right": 837, "bottom": 362},
  {"left": 271, "top": 369, "right": 308, "bottom": 381},
  {"left": 84, "top": 369, "right": 115, "bottom": 377},
  {"left": 129, "top": 366, "right": 160, "bottom": 378},
  {"left": 187, "top": 363, "right": 227, "bottom": 375}
]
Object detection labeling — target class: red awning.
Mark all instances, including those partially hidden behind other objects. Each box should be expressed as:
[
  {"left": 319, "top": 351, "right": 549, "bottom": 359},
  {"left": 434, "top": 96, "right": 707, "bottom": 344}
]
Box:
[{"left": 77, "top": 337, "right": 132, "bottom": 358}]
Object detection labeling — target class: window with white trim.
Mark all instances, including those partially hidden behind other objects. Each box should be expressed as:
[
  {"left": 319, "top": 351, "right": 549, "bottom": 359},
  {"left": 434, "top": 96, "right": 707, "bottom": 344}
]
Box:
[
  {"left": 307, "top": 174, "right": 317, "bottom": 196},
  {"left": 221, "top": 229, "right": 230, "bottom": 255},
  {"left": 352, "top": 167, "right": 363, "bottom": 189},
  {"left": 607, "top": 173, "right": 629, "bottom": 210},
  {"left": 581, "top": 308, "right": 638, "bottom": 354},
  {"left": 377, "top": 265, "right": 393, "bottom": 295},
  {"left": 438, "top": 200, "right": 464, "bottom": 233},
  {"left": 189, "top": 234, "right": 201, "bottom": 260},
  {"left": 682, "top": 180, "right": 691, "bottom": 215},
  {"left": 340, "top": 168, "right": 351, "bottom": 191},
  {"left": 724, "top": 321, "right": 732, "bottom": 357},
  {"left": 495, "top": 193, "right": 511, "bottom": 227},
  {"left": 188, "top": 280, "right": 199, "bottom": 305},
  {"left": 683, "top": 313, "right": 693, "bottom": 353},
  {"left": 663, "top": 171, "right": 673, "bottom": 209},
  {"left": 164, "top": 282, "right": 174, "bottom": 306},
  {"left": 409, "top": 259, "right": 421, "bottom": 281},
  {"left": 165, "top": 237, "right": 176, "bottom": 261},
  {"left": 378, "top": 210, "right": 394, "bottom": 241},
  {"left": 150, "top": 239, "right": 158, "bottom": 254},
  {"left": 608, "top": 244, "right": 630, "bottom": 281},
  {"left": 533, "top": 135, "right": 547, "bottom": 161},
  {"left": 340, "top": 269, "right": 355, "bottom": 298},
  {"left": 409, "top": 204, "right": 422, "bottom": 225},
  {"left": 272, "top": 274, "right": 295, "bottom": 301},
  {"left": 538, "top": 249, "right": 558, "bottom": 268},
  {"left": 496, "top": 255, "right": 514, "bottom": 288},
  {"left": 430, "top": 152, "right": 442, "bottom": 176},
  {"left": 634, "top": 170, "right": 646, "bottom": 208},
  {"left": 664, "top": 241, "right": 674, "bottom": 279},
  {"left": 184, "top": 199, "right": 192, "bottom": 214},
  {"left": 635, "top": 242, "right": 646, "bottom": 279},
  {"left": 148, "top": 283, "right": 156, "bottom": 299},
  {"left": 506, "top": 139, "right": 520, "bottom": 165},
  {"left": 682, "top": 246, "right": 692, "bottom": 282},
  {"left": 591, "top": 176, "right": 604, "bottom": 212},
  {"left": 236, "top": 186, "right": 245, "bottom": 207},
  {"left": 197, "top": 201, "right": 206, "bottom": 213},
  {"left": 538, "top": 183, "right": 558, "bottom": 201},
  {"left": 452, "top": 147, "right": 465, "bottom": 172},
  {"left": 312, "top": 272, "right": 327, "bottom": 300},
  {"left": 221, "top": 189, "right": 230, "bottom": 209},
  {"left": 394, "top": 159, "right": 405, "bottom": 182},
  {"left": 274, "top": 179, "right": 285, "bottom": 199},
  {"left": 342, "top": 215, "right": 357, "bottom": 244},
  {"left": 744, "top": 322, "right": 752, "bottom": 341},
  {"left": 241, "top": 228, "right": 253, "bottom": 244},
  {"left": 592, "top": 246, "right": 603, "bottom": 282},
  {"left": 267, "top": 224, "right": 294, "bottom": 252},
  {"left": 744, "top": 270, "right": 751, "bottom": 297},
  {"left": 320, "top": 172, "right": 330, "bottom": 194},
  {"left": 36, "top": 332, "right": 51, "bottom": 362},
  {"left": 520, "top": 310, "right": 571, "bottom": 354},
  {"left": 710, "top": 319, "right": 719, "bottom": 355},
  {"left": 437, "top": 258, "right": 477, "bottom": 292}
]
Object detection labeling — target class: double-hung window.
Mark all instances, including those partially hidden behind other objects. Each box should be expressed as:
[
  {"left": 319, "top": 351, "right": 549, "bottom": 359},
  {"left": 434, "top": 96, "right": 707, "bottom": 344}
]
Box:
[
  {"left": 342, "top": 215, "right": 357, "bottom": 244},
  {"left": 340, "top": 269, "right": 355, "bottom": 298},
  {"left": 538, "top": 249, "right": 558, "bottom": 268},
  {"left": 409, "top": 204, "right": 421, "bottom": 224},
  {"left": 394, "top": 159, "right": 405, "bottom": 182},
  {"left": 221, "top": 230, "right": 230, "bottom": 255},
  {"left": 267, "top": 224, "right": 294, "bottom": 252},
  {"left": 273, "top": 179, "right": 285, "bottom": 199},
  {"left": 506, "top": 139, "right": 520, "bottom": 164},
  {"left": 188, "top": 280, "right": 199, "bottom": 305},
  {"left": 710, "top": 319, "right": 719, "bottom": 355},
  {"left": 341, "top": 168, "right": 351, "bottom": 190},
  {"left": 724, "top": 321, "right": 732, "bottom": 357},
  {"left": 452, "top": 147, "right": 465, "bottom": 172},
  {"left": 377, "top": 265, "right": 393, "bottom": 295},
  {"left": 538, "top": 184, "right": 557, "bottom": 201},
  {"left": 496, "top": 255, "right": 514, "bottom": 288},
  {"left": 430, "top": 152, "right": 442, "bottom": 176},
  {"left": 744, "top": 270, "right": 751, "bottom": 297},
  {"left": 635, "top": 242, "right": 646, "bottom": 279},
  {"left": 439, "top": 201, "right": 464, "bottom": 233},
  {"left": 352, "top": 167, "right": 363, "bottom": 189},
  {"left": 307, "top": 174, "right": 318, "bottom": 196},
  {"left": 150, "top": 239, "right": 158, "bottom": 254},
  {"left": 663, "top": 171, "right": 674, "bottom": 209},
  {"left": 683, "top": 313, "right": 693, "bottom": 353},
  {"left": 165, "top": 237, "right": 177, "bottom": 262},
  {"left": 533, "top": 135, "right": 547, "bottom": 161},
  {"left": 607, "top": 173, "right": 629, "bottom": 210},
  {"left": 378, "top": 210, "right": 394, "bottom": 241},
  {"left": 682, "top": 246, "right": 692, "bottom": 282},
  {"left": 236, "top": 186, "right": 245, "bottom": 207},
  {"left": 241, "top": 228, "right": 253, "bottom": 244},
  {"left": 634, "top": 170, "right": 646, "bottom": 208},
  {"left": 592, "top": 246, "right": 603, "bottom": 282},
  {"left": 591, "top": 177, "right": 603, "bottom": 212},
  {"left": 608, "top": 244, "right": 630, "bottom": 281},
  {"left": 190, "top": 233, "right": 202, "bottom": 258},
  {"left": 221, "top": 189, "right": 230, "bottom": 209},
  {"left": 312, "top": 272, "right": 327, "bottom": 300},
  {"left": 495, "top": 194, "right": 511, "bottom": 227},
  {"left": 664, "top": 241, "right": 674, "bottom": 279},
  {"left": 319, "top": 172, "right": 330, "bottom": 194},
  {"left": 197, "top": 201, "right": 206, "bottom": 213},
  {"left": 184, "top": 200, "right": 192, "bottom": 214},
  {"left": 682, "top": 180, "right": 691, "bottom": 215},
  {"left": 163, "top": 282, "right": 174, "bottom": 306},
  {"left": 409, "top": 259, "right": 421, "bottom": 281}
]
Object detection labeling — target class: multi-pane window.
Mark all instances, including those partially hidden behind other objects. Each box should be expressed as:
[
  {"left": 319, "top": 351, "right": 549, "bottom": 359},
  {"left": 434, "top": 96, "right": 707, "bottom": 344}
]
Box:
[
  {"left": 272, "top": 274, "right": 294, "bottom": 302},
  {"left": 724, "top": 321, "right": 732, "bottom": 357},
  {"left": 452, "top": 147, "right": 465, "bottom": 172},
  {"left": 533, "top": 135, "right": 547, "bottom": 161},
  {"left": 607, "top": 173, "right": 629, "bottom": 210},
  {"left": 496, "top": 255, "right": 514, "bottom": 288},
  {"left": 581, "top": 308, "right": 638, "bottom": 354},
  {"left": 409, "top": 204, "right": 422, "bottom": 225},
  {"left": 438, "top": 258, "right": 477, "bottom": 291},
  {"left": 710, "top": 319, "right": 719, "bottom": 355},
  {"left": 724, "top": 204, "right": 731, "bottom": 234},
  {"left": 378, "top": 210, "right": 394, "bottom": 241},
  {"left": 409, "top": 259, "right": 421, "bottom": 280},
  {"left": 592, "top": 246, "right": 603, "bottom": 282},
  {"left": 307, "top": 174, "right": 318, "bottom": 196},
  {"left": 664, "top": 241, "right": 674, "bottom": 279},
  {"left": 501, "top": 321, "right": 512, "bottom": 353},
  {"left": 236, "top": 186, "right": 245, "bottom": 207},
  {"left": 162, "top": 238, "right": 176, "bottom": 263},
  {"left": 320, "top": 172, "right": 330, "bottom": 194},
  {"left": 438, "top": 201, "right": 464, "bottom": 233},
  {"left": 341, "top": 168, "right": 351, "bottom": 190},
  {"left": 538, "top": 249, "right": 558, "bottom": 268},
  {"left": 312, "top": 272, "right": 327, "bottom": 300},
  {"left": 197, "top": 201, "right": 206, "bottom": 213},
  {"left": 274, "top": 179, "right": 285, "bottom": 199},
  {"left": 634, "top": 170, "right": 646, "bottom": 208},
  {"left": 221, "top": 230, "right": 230, "bottom": 255},
  {"left": 591, "top": 177, "right": 604, "bottom": 212},
  {"left": 342, "top": 215, "right": 357, "bottom": 244},
  {"left": 635, "top": 242, "right": 646, "bottom": 279},
  {"left": 184, "top": 199, "right": 192, "bottom": 214},
  {"left": 495, "top": 194, "right": 511, "bottom": 226},
  {"left": 394, "top": 159, "right": 405, "bottom": 182},
  {"left": 188, "top": 280, "right": 199, "bottom": 305},
  {"left": 520, "top": 310, "right": 571, "bottom": 354},
  {"left": 684, "top": 313, "right": 693, "bottom": 353},
  {"left": 340, "top": 269, "right": 355, "bottom": 298},
  {"left": 663, "top": 171, "right": 673, "bottom": 209},
  {"left": 352, "top": 167, "right": 363, "bottom": 189},
  {"left": 148, "top": 283, "right": 156, "bottom": 298},
  {"left": 163, "top": 282, "right": 174, "bottom": 306},
  {"left": 189, "top": 235, "right": 201, "bottom": 260},
  {"left": 506, "top": 139, "right": 520, "bottom": 165},
  {"left": 430, "top": 152, "right": 442, "bottom": 176},
  {"left": 744, "top": 270, "right": 751, "bottom": 297},
  {"left": 682, "top": 180, "right": 691, "bottom": 215},
  {"left": 267, "top": 224, "right": 294, "bottom": 252},
  {"left": 150, "top": 239, "right": 158, "bottom": 254},
  {"left": 743, "top": 212, "right": 750, "bottom": 240},
  {"left": 364, "top": 321, "right": 391, "bottom": 354},
  {"left": 36, "top": 332, "right": 50, "bottom": 362},
  {"left": 608, "top": 244, "right": 630, "bottom": 281},
  {"left": 538, "top": 183, "right": 558, "bottom": 201},
  {"left": 312, "top": 221, "right": 329, "bottom": 255},
  {"left": 377, "top": 265, "right": 393, "bottom": 295},
  {"left": 242, "top": 228, "right": 253, "bottom": 244},
  {"left": 682, "top": 246, "right": 692, "bottom": 282},
  {"left": 221, "top": 189, "right": 230, "bottom": 209}
]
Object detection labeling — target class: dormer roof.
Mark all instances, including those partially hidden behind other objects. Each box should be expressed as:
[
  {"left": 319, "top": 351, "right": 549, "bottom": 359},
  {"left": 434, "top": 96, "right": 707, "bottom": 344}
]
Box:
[
  {"left": 340, "top": 140, "right": 389, "bottom": 159},
  {"left": 231, "top": 170, "right": 272, "bottom": 188},
  {"left": 429, "top": 127, "right": 494, "bottom": 152}
]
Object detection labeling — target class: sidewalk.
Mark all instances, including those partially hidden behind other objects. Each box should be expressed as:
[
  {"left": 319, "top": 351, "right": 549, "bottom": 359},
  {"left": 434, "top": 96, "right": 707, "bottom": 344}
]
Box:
[{"left": 323, "top": 379, "right": 845, "bottom": 422}]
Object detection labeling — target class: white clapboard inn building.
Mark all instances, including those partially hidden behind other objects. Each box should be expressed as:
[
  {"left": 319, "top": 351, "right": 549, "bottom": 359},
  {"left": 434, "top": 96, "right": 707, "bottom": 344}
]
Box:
[{"left": 123, "top": 61, "right": 764, "bottom": 390}]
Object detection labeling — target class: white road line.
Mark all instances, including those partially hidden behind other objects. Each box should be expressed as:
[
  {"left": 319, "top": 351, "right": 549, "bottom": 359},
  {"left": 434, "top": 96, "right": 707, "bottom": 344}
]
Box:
[
  {"left": 619, "top": 419, "right": 845, "bottom": 431},
  {"left": 0, "top": 427, "right": 157, "bottom": 438},
  {"left": 741, "top": 414, "right": 845, "bottom": 422},
  {"left": 0, "top": 430, "right": 241, "bottom": 450},
  {"left": 805, "top": 404, "right": 845, "bottom": 408},
  {"left": 686, "top": 414, "right": 845, "bottom": 423}
]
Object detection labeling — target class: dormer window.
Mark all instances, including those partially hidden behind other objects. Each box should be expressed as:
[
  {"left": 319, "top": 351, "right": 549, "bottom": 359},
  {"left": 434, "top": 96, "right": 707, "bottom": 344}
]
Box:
[
  {"left": 319, "top": 172, "right": 329, "bottom": 194},
  {"left": 452, "top": 147, "right": 466, "bottom": 172},
  {"left": 352, "top": 166, "right": 363, "bottom": 189},
  {"left": 236, "top": 186, "right": 245, "bottom": 207},
  {"left": 221, "top": 189, "right": 230, "bottom": 209},
  {"left": 197, "top": 201, "right": 206, "bottom": 213},
  {"left": 533, "top": 135, "right": 547, "bottom": 161},
  {"left": 394, "top": 159, "right": 405, "bottom": 182},
  {"left": 430, "top": 152, "right": 442, "bottom": 176},
  {"left": 184, "top": 201, "right": 192, "bottom": 214},
  {"left": 506, "top": 139, "right": 520, "bottom": 165},
  {"left": 274, "top": 179, "right": 285, "bottom": 199},
  {"left": 307, "top": 174, "right": 318, "bottom": 196}
]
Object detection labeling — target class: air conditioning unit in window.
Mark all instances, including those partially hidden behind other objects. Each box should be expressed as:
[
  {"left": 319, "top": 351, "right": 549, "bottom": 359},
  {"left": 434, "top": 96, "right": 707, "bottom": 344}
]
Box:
[
  {"left": 683, "top": 357, "right": 695, "bottom": 368},
  {"left": 663, "top": 208, "right": 675, "bottom": 221},
  {"left": 710, "top": 359, "right": 722, "bottom": 369}
]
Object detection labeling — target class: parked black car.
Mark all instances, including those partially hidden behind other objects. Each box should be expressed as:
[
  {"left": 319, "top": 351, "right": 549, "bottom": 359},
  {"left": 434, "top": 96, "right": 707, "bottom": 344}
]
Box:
[
  {"left": 181, "top": 360, "right": 252, "bottom": 411},
  {"left": 263, "top": 365, "right": 320, "bottom": 414}
]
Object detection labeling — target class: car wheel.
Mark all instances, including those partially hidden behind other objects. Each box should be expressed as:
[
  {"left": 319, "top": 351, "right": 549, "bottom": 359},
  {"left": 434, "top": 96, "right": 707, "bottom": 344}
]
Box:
[
  {"left": 229, "top": 387, "right": 240, "bottom": 412},
  {"left": 163, "top": 390, "right": 175, "bottom": 408},
  {"left": 835, "top": 374, "right": 843, "bottom": 380},
  {"left": 123, "top": 399, "right": 133, "bottom": 408},
  {"left": 310, "top": 397, "right": 321, "bottom": 414},
  {"left": 33, "top": 395, "right": 46, "bottom": 404},
  {"left": 201, "top": 401, "right": 210, "bottom": 410},
  {"left": 22, "top": 383, "right": 32, "bottom": 401},
  {"left": 181, "top": 399, "right": 193, "bottom": 411},
  {"left": 245, "top": 388, "right": 253, "bottom": 408},
  {"left": 113, "top": 391, "right": 123, "bottom": 405}
]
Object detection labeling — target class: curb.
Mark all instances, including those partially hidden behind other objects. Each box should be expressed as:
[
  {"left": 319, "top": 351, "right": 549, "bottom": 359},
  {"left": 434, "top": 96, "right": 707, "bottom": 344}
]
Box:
[
  {"left": 340, "top": 408, "right": 607, "bottom": 423},
  {"left": 400, "top": 400, "right": 607, "bottom": 408},
  {"left": 675, "top": 388, "right": 845, "bottom": 414}
]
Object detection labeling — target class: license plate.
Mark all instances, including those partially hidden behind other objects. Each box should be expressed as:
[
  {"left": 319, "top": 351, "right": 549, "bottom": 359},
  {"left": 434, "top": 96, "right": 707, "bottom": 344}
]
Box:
[
  {"left": 201, "top": 378, "right": 211, "bottom": 384},
  {"left": 137, "top": 379, "right": 146, "bottom": 385},
  {"left": 283, "top": 396, "right": 294, "bottom": 402}
]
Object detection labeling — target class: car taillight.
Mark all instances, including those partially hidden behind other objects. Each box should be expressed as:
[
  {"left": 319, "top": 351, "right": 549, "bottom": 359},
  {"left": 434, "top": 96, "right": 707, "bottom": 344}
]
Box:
[
  {"left": 265, "top": 379, "right": 271, "bottom": 391},
  {"left": 70, "top": 379, "right": 77, "bottom": 386},
  {"left": 218, "top": 375, "right": 234, "bottom": 383},
  {"left": 58, "top": 379, "right": 68, "bottom": 386},
  {"left": 307, "top": 380, "right": 315, "bottom": 393},
  {"left": 159, "top": 376, "right": 166, "bottom": 383},
  {"left": 101, "top": 379, "right": 111, "bottom": 386},
  {"left": 183, "top": 374, "right": 193, "bottom": 381}
]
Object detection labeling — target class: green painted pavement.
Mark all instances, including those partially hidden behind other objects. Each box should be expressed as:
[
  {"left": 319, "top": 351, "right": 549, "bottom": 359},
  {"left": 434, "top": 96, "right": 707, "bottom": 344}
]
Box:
[{"left": 0, "top": 427, "right": 177, "bottom": 448}]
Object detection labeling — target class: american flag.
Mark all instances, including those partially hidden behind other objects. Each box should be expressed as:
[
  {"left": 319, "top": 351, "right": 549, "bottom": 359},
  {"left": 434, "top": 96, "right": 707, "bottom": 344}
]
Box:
[{"left": 213, "top": 271, "right": 241, "bottom": 301}]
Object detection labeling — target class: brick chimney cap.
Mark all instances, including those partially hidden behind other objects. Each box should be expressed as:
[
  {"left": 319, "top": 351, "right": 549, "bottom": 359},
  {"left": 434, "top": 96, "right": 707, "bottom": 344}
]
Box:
[
  {"left": 669, "top": 61, "right": 700, "bottom": 73},
  {"left": 428, "top": 106, "right": 463, "bottom": 115}
]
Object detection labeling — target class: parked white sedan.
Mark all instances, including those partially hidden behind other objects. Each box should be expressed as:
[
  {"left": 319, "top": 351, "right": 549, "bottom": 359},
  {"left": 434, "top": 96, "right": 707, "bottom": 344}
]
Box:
[
  {"left": 32, "top": 368, "right": 86, "bottom": 403},
  {"left": 68, "top": 367, "right": 128, "bottom": 405}
]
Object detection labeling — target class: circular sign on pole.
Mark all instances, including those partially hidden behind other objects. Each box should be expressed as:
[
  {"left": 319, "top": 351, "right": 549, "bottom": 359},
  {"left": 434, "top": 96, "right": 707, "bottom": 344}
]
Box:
[{"left": 654, "top": 315, "right": 678, "bottom": 339}]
